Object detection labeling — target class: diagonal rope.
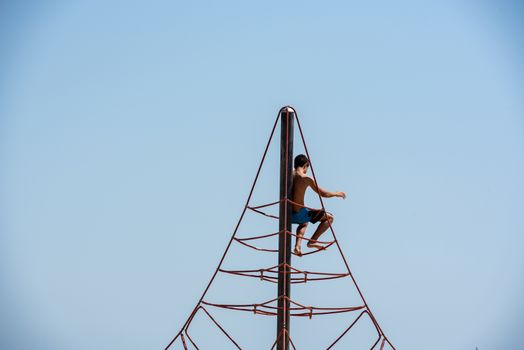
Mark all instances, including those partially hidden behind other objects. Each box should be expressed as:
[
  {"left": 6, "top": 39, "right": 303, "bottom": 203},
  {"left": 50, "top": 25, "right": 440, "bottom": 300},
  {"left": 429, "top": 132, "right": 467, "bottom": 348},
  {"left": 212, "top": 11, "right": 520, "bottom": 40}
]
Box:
[
  {"left": 294, "top": 111, "right": 396, "bottom": 349},
  {"left": 184, "top": 306, "right": 242, "bottom": 349},
  {"left": 164, "top": 111, "right": 281, "bottom": 349}
]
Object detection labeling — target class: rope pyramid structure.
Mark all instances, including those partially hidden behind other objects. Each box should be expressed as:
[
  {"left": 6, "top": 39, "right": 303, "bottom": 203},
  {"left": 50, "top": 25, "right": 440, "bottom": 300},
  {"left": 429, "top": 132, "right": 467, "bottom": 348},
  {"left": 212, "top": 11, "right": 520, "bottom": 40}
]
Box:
[{"left": 164, "top": 107, "right": 396, "bottom": 350}]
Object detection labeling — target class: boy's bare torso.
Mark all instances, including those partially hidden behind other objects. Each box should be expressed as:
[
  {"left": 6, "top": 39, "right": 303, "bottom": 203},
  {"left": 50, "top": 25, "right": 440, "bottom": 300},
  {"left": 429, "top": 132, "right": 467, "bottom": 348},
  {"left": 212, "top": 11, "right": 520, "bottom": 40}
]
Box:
[{"left": 291, "top": 170, "right": 312, "bottom": 212}]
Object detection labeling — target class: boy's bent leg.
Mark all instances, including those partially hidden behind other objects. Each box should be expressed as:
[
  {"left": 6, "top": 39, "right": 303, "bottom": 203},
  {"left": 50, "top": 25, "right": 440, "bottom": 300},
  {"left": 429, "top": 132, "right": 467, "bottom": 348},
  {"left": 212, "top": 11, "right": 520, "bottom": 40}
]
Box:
[
  {"left": 307, "top": 213, "right": 334, "bottom": 249},
  {"left": 294, "top": 223, "right": 308, "bottom": 256}
]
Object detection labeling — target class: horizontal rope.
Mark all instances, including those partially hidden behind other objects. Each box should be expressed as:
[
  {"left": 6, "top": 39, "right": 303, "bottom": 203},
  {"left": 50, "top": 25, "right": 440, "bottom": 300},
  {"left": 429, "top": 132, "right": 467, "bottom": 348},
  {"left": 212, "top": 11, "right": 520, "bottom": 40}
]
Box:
[
  {"left": 235, "top": 230, "right": 281, "bottom": 242},
  {"left": 219, "top": 263, "right": 350, "bottom": 284},
  {"left": 246, "top": 206, "right": 279, "bottom": 219},
  {"left": 202, "top": 296, "right": 365, "bottom": 318},
  {"left": 233, "top": 238, "right": 279, "bottom": 252},
  {"left": 248, "top": 200, "right": 281, "bottom": 210},
  {"left": 234, "top": 229, "right": 336, "bottom": 256}
]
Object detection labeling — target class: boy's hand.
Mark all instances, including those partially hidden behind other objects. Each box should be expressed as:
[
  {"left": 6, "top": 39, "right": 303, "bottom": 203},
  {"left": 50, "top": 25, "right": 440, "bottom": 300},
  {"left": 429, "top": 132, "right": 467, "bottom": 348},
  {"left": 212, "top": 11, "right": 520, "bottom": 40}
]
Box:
[{"left": 337, "top": 191, "right": 346, "bottom": 199}]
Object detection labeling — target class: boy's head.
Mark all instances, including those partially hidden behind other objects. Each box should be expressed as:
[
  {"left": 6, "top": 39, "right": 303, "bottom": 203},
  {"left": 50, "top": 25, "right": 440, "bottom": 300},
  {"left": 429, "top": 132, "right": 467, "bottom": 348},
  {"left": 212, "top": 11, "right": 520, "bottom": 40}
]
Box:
[{"left": 294, "top": 154, "right": 309, "bottom": 170}]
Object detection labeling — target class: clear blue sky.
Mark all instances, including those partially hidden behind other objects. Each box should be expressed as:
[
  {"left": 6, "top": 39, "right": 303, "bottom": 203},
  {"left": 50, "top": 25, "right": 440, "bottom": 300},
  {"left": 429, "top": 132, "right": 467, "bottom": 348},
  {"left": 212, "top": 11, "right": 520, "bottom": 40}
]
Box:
[{"left": 1, "top": 1, "right": 523, "bottom": 349}]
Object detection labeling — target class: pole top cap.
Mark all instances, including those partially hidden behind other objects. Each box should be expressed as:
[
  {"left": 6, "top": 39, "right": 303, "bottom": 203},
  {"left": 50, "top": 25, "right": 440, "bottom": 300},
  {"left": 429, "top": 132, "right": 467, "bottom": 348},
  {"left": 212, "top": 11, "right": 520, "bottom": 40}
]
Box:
[{"left": 279, "top": 106, "right": 296, "bottom": 114}]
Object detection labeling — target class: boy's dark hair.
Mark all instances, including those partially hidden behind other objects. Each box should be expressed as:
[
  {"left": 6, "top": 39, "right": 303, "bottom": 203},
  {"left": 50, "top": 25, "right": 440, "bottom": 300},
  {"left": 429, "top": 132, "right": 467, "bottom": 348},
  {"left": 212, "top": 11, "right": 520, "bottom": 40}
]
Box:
[{"left": 294, "top": 154, "right": 309, "bottom": 169}]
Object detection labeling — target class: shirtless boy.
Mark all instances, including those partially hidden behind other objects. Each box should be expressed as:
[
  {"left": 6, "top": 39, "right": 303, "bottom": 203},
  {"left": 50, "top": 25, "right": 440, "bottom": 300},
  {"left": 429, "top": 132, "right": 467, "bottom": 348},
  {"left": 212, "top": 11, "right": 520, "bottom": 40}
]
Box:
[{"left": 291, "top": 154, "right": 346, "bottom": 256}]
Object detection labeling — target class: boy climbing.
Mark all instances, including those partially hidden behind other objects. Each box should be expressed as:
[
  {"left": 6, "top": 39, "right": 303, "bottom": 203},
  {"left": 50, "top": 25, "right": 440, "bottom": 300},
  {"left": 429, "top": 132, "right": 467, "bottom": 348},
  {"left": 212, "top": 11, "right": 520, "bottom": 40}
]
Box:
[{"left": 291, "top": 154, "right": 346, "bottom": 256}]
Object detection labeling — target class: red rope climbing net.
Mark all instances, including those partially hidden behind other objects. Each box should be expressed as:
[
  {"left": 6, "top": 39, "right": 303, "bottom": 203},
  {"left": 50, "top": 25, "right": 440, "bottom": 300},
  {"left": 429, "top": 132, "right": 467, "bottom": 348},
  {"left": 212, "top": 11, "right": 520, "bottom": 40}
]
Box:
[{"left": 164, "top": 107, "right": 397, "bottom": 350}]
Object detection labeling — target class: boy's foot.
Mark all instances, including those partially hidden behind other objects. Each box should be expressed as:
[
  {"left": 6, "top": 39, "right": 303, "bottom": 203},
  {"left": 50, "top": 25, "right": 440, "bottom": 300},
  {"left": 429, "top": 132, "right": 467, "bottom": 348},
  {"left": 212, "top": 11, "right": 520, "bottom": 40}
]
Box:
[
  {"left": 294, "top": 247, "right": 302, "bottom": 256},
  {"left": 307, "top": 242, "right": 326, "bottom": 250}
]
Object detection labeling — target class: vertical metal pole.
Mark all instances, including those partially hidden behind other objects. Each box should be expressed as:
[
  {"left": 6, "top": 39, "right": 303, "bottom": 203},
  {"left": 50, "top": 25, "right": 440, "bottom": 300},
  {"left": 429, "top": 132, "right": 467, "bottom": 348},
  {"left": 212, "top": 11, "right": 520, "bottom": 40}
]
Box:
[{"left": 277, "top": 106, "right": 294, "bottom": 350}]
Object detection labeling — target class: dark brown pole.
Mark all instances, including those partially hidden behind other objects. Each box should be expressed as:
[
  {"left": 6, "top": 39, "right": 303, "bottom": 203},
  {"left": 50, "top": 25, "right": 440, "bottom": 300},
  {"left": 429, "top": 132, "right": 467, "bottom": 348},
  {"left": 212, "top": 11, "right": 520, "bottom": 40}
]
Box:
[{"left": 277, "top": 106, "right": 294, "bottom": 350}]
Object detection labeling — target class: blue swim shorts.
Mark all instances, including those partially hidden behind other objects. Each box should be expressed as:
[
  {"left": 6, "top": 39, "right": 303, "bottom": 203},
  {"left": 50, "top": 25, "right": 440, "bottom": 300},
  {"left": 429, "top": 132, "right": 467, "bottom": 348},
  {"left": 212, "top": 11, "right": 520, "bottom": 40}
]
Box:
[{"left": 291, "top": 207, "right": 325, "bottom": 225}]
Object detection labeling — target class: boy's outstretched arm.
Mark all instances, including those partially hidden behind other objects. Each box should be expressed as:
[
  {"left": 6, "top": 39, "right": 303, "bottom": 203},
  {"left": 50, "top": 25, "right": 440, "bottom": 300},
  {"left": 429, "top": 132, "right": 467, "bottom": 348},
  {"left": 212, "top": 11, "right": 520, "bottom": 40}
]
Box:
[{"left": 308, "top": 178, "right": 346, "bottom": 199}]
